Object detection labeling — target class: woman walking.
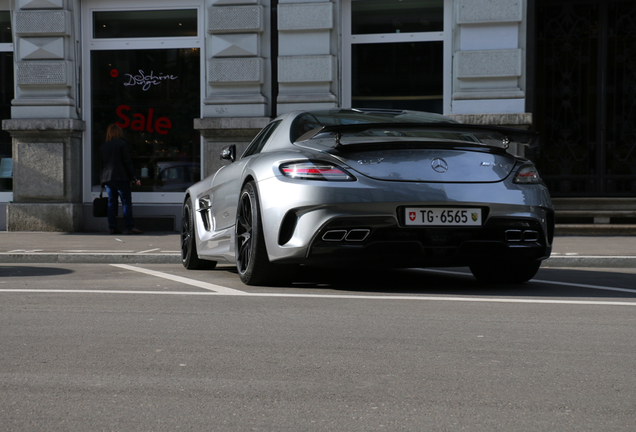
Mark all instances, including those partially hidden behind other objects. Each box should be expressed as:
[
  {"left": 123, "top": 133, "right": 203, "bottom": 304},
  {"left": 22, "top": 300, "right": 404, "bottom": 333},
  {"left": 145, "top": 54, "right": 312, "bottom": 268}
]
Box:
[{"left": 100, "top": 124, "right": 143, "bottom": 234}]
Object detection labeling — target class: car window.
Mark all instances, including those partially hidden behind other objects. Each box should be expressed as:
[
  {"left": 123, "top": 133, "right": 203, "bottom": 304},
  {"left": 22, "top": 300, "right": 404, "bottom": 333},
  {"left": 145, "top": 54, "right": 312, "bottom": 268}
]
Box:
[
  {"left": 290, "top": 113, "right": 323, "bottom": 142},
  {"left": 241, "top": 120, "right": 282, "bottom": 159}
]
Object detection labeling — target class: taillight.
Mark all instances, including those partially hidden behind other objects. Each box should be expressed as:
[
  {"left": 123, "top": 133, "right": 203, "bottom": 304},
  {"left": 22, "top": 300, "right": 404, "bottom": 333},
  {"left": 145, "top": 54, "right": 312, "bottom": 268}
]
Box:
[
  {"left": 280, "top": 161, "right": 356, "bottom": 181},
  {"left": 514, "top": 165, "right": 542, "bottom": 184}
]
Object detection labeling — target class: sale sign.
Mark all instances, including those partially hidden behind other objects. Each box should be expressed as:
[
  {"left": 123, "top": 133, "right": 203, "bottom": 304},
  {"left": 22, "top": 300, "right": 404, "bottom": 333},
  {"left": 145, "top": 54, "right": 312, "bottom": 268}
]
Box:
[{"left": 115, "top": 105, "right": 172, "bottom": 135}]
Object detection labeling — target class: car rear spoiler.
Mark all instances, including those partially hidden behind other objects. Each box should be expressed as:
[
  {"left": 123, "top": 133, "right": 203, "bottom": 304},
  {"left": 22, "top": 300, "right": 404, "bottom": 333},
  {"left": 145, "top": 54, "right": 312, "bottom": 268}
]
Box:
[{"left": 296, "top": 122, "right": 540, "bottom": 150}]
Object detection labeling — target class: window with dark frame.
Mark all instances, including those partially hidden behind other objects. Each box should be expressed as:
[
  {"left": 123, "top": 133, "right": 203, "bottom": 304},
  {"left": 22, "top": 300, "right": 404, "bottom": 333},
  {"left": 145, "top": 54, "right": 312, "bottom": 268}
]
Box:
[{"left": 350, "top": 0, "right": 444, "bottom": 113}]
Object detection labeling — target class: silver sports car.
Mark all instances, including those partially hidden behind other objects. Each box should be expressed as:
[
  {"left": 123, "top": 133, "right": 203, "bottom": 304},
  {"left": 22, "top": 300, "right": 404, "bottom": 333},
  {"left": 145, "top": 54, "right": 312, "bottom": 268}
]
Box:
[{"left": 181, "top": 109, "right": 554, "bottom": 285}]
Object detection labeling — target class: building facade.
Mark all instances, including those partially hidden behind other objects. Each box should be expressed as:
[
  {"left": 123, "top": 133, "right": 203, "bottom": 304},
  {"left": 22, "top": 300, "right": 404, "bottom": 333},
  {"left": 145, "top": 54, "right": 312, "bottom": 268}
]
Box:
[{"left": 0, "top": 0, "right": 633, "bottom": 232}]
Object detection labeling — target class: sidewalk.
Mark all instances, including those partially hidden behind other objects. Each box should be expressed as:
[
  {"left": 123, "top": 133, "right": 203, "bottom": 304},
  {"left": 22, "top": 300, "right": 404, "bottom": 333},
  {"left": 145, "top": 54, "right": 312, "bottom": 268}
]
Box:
[
  {"left": 0, "top": 232, "right": 181, "bottom": 264},
  {"left": 0, "top": 231, "right": 634, "bottom": 268}
]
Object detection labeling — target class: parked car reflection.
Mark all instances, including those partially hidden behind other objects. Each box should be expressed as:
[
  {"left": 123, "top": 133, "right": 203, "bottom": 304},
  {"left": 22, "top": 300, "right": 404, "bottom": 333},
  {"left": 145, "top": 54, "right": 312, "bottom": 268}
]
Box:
[{"left": 153, "top": 161, "right": 200, "bottom": 192}]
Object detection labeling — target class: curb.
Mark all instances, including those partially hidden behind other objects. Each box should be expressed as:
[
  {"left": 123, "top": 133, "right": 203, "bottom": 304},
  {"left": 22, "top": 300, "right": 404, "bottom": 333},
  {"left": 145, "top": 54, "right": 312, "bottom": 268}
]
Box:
[
  {"left": 0, "top": 254, "right": 634, "bottom": 268},
  {"left": 543, "top": 256, "right": 636, "bottom": 269},
  {"left": 0, "top": 253, "right": 181, "bottom": 264}
]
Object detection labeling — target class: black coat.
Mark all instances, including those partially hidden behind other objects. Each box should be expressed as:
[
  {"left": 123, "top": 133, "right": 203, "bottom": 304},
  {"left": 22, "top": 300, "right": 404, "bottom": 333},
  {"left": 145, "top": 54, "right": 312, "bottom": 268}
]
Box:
[{"left": 100, "top": 138, "right": 136, "bottom": 185}]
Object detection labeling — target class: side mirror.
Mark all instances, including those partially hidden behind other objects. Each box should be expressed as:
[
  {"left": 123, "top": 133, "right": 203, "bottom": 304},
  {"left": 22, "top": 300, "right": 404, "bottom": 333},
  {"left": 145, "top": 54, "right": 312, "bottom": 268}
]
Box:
[{"left": 220, "top": 144, "right": 236, "bottom": 162}]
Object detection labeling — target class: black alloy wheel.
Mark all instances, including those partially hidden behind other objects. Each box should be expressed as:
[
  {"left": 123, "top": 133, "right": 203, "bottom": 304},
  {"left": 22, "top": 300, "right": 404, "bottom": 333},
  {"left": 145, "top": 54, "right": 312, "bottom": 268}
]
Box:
[
  {"left": 235, "top": 181, "right": 274, "bottom": 285},
  {"left": 181, "top": 197, "right": 216, "bottom": 270}
]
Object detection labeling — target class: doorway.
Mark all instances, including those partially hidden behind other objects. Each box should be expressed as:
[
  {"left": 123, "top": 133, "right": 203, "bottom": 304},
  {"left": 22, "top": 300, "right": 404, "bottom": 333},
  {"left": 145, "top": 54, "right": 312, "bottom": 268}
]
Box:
[
  {"left": 83, "top": 1, "right": 204, "bottom": 205},
  {"left": 531, "top": 0, "right": 636, "bottom": 196}
]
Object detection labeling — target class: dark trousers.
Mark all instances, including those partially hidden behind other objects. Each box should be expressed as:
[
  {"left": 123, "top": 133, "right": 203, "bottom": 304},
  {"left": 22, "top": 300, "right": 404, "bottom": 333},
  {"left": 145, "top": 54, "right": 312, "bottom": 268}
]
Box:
[{"left": 104, "top": 181, "right": 135, "bottom": 231}]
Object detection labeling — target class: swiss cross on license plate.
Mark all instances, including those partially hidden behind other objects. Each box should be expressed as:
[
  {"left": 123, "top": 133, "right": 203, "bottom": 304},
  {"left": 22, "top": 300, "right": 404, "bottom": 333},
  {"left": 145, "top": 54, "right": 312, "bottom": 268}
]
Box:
[{"left": 404, "top": 207, "right": 482, "bottom": 226}]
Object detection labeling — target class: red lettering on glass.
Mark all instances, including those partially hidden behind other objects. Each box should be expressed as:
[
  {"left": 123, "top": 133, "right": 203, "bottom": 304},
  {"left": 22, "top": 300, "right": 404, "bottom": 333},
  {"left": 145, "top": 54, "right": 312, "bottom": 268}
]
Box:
[
  {"left": 155, "top": 117, "right": 171, "bottom": 135},
  {"left": 115, "top": 104, "right": 131, "bottom": 128},
  {"left": 114, "top": 104, "right": 172, "bottom": 135},
  {"left": 146, "top": 108, "right": 154, "bottom": 133},
  {"left": 131, "top": 113, "right": 145, "bottom": 131}
]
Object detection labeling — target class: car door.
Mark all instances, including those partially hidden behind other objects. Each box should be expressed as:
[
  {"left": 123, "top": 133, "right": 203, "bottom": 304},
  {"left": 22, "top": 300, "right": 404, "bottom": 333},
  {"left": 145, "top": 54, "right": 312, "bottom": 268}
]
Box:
[{"left": 211, "top": 120, "right": 282, "bottom": 233}]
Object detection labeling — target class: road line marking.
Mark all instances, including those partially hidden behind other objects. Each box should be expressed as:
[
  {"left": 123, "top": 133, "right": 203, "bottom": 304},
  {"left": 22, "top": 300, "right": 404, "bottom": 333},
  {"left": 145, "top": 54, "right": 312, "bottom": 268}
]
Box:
[
  {"left": 61, "top": 250, "right": 136, "bottom": 253},
  {"left": 110, "top": 264, "right": 248, "bottom": 295},
  {"left": 0, "top": 288, "right": 635, "bottom": 306},
  {"left": 530, "top": 279, "right": 636, "bottom": 295},
  {"left": 421, "top": 268, "right": 636, "bottom": 295},
  {"left": 137, "top": 248, "right": 160, "bottom": 254}
]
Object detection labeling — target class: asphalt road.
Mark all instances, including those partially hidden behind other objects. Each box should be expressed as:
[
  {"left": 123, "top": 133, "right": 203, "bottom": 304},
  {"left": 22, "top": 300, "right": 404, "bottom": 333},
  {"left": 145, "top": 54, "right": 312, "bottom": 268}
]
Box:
[{"left": 1, "top": 264, "right": 635, "bottom": 431}]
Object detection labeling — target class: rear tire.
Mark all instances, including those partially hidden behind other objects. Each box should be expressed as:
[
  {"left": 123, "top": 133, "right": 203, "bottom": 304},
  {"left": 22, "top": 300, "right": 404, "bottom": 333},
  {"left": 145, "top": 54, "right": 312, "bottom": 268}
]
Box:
[
  {"left": 469, "top": 260, "right": 541, "bottom": 284},
  {"left": 181, "top": 197, "right": 217, "bottom": 270},
  {"left": 235, "top": 181, "right": 277, "bottom": 285}
]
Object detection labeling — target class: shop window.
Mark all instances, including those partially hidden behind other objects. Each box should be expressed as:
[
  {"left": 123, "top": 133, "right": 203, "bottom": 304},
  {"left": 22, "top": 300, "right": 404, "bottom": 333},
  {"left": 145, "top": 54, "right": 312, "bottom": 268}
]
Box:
[
  {"left": 91, "top": 48, "right": 201, "bottom": 192},
  {"left": 93, "top": 9, "right": 197, "bottom": 39},
  {"left": 352, "top": 0, "right": 443, "bottom": 34}
]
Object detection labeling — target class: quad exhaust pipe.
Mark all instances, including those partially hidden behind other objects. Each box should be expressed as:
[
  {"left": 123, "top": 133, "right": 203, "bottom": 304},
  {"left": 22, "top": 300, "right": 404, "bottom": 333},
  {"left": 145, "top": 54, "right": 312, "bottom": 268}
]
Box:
[
  {"left": 322, "top": 229, "right": 370, "bottom": 242},
  {"left": 324, "top": 228, "right": 539, "bottom": 243},
  {"left": 505, "top": 229, "right": 539, "bottom": 242}
]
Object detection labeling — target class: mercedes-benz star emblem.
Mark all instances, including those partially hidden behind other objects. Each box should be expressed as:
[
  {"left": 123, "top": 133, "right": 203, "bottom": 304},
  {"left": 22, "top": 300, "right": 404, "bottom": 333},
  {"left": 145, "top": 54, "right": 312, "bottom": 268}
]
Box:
[{"left": 431, "top": 158, "right": 448, "bottom": 173}]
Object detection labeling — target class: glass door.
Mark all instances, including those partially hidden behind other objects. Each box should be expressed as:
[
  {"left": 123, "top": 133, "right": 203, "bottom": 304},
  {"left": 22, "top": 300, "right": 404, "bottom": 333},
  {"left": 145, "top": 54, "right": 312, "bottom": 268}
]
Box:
[
  {"left": 90, "top": 48, "right": 201, "bottom": 193},
  {"left": 83, "top": 0, "right": 204, "bottom": 204}
]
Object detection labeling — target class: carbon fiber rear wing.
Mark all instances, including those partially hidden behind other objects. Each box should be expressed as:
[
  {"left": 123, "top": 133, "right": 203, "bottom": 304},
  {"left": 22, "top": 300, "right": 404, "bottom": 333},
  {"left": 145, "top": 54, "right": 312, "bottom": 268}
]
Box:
[{"left": 296, "top": 122, "right": 540, "bottom": 150}]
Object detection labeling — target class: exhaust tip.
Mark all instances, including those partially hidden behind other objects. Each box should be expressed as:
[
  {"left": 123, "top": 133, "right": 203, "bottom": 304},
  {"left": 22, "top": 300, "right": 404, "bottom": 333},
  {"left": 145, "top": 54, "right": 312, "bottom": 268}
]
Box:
[
  {"left": 345, "top": 229, "right": 370, "bottom": 242},
  {"left": 505, "top": 229, "right": 523, "bottom": 242},
  {"left": 523, "top": 230, "right": 539, "bottom": 242},
  {"left": 322, "top": 230, "right": 348, "bottom": 242}
]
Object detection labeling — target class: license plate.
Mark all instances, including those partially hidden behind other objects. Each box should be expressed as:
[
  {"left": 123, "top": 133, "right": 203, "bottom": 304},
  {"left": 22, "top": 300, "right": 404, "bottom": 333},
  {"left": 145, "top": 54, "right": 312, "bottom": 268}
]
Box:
[{"left": 404, "top": 207, "right": 482, "bottom": 226}]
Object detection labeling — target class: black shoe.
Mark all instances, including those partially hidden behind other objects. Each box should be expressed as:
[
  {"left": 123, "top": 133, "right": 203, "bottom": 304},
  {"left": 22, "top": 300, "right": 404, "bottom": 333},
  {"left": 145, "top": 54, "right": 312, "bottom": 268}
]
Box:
[
  {"left": 126, "top": 228, "right": 144, "bottom": 235},
  {"left": 109, "top": 229, "right": 122, "bottom": 235}
]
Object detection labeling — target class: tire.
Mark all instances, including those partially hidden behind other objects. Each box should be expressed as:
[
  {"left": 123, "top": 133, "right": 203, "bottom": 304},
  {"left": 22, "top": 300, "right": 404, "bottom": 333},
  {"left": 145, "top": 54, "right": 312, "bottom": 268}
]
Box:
[
  {"left": 469, "top": 260, "right": 541, "bottom": 284},
  {"left": 235, "top": 181, "right": 276, "bottom": 285},
  {"left": 181, "top": 197, "right": 217, "bottom": 270}
]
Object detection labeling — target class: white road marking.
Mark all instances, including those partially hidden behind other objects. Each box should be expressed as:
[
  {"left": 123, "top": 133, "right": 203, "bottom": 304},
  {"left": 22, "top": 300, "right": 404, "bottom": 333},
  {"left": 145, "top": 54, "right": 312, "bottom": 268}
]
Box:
[
  {"left": 137, "top": 248, "right": 160, "bottom": 254},
  {"left": 111, "top": 264, "right": 248, "bottom": 295},
  {"left": 421, "top": 268, "right": 636, "bottom": 295},
  {"left": 0, "top": 288, "right": 635, "bottom": 306},
  {"left": 0, "top": 265, "right": 634, "bottom": 306}
]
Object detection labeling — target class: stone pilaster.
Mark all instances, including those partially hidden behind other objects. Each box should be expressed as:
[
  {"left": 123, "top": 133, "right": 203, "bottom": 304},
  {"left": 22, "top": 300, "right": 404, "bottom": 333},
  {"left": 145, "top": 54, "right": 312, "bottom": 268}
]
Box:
[
  {"left": 204, "top": 0, "right": 269, "bottom": 117},
  {"left": 453, "top": 0, "right": 528, "bottom": 115},
  {"left": 2, "top": 0, "right": 84, "bottom": 231},
  {"left": 12, "top": 0, "right": 80, "bottom": 119},
  {"left": 3, "top": 118, "right": 85, "bottom": 231},
  {"left": 277, "top": 1, "right": 337, "bottom": 112}
]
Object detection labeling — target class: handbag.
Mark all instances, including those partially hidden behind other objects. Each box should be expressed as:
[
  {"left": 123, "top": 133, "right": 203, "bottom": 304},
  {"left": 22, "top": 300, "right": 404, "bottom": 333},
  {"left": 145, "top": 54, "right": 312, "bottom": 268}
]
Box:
[{"left": 92, "top": 188, "right": 109, "bottom": 217}]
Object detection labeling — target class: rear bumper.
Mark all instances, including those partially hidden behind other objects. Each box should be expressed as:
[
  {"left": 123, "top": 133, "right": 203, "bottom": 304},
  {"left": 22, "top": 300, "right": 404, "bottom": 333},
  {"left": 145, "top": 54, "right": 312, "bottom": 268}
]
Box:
[
  {"left": 301, "top": 213, "right": 553, "bottom": 268},
  {"left": 257, "top": 174, "right": 554, "bottom": 266}
]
